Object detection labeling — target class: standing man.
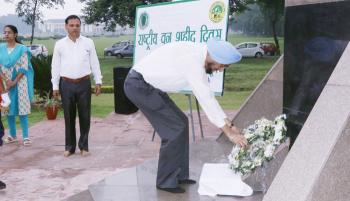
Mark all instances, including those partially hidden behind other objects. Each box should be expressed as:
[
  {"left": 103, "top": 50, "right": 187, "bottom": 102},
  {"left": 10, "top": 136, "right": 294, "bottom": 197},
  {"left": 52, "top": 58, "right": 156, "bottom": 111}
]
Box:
[
  {"left": 124, "top": 38, "right": 248, "bottom": 193},
  {"left": 51, "top": 15, "right": 102, "bottom": 157}
]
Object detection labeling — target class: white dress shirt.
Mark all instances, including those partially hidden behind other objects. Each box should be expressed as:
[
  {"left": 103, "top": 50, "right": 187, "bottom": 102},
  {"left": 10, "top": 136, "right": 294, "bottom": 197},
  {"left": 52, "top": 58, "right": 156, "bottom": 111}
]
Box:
[
  {"left": 133, "top": 42, "right": 227, "bottom": 128},
  {"left": 51, "top": 35, "right": 103, "bottom": 90}
]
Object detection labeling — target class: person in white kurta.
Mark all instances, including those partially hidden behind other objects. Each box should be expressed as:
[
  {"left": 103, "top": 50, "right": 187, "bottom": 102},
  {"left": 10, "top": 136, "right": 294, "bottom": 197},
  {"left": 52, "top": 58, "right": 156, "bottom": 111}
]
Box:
[
  {"left": 124, "top": 38, "right": 248, "bottom": 193},
  {"left": 51, "top": 15, "right": 102, "bottom": 157}
]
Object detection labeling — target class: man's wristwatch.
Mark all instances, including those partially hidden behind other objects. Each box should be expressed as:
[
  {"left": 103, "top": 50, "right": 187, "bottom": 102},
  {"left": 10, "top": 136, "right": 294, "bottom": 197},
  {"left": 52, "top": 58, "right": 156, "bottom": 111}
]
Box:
[{"left": 225, "top": 120, "right": 234, "bottom": 128}]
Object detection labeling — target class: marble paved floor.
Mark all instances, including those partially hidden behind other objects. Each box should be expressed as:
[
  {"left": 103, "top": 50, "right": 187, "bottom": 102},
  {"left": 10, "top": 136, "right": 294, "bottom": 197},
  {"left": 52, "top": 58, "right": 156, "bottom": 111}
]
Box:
[
  {"left": 0, "top": 110, "right": 235, "bottom": 201},
  {"left": 67, "top": 139, "right": 264, "bottom": 201}
]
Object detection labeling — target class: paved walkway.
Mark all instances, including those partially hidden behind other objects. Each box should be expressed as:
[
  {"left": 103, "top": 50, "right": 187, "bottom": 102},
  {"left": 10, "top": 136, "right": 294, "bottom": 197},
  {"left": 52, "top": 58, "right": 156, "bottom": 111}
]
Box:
[{"left": 0, "top": 110, "right": 236, "bottom": 201}]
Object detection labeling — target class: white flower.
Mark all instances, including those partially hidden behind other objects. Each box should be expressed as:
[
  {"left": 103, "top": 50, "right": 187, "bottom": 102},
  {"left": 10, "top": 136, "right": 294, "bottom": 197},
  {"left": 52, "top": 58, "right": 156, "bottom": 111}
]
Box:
[
  {"left": 230, "top": 146, "right": 240, "bottom": 155},
  {"left": 264, "top": 144, "right": 275, "bottom": 158},
  {"left": 230, "top": 158, "right": 239, "bottom": 168},
  {"left": 242, "top": 161, "right": 252, "bottom": 168},
  {"left": 228, "top": 114, "right": 287, "bottom": 175},
  {"left": 273, "top": 130, "right": 283, "bottom": 144},
  {"left": 244, "top": 132, "right": 255, "bottom": 139},
  {"left": 253, "top": 158, "right": 262, "bottom": 166}
]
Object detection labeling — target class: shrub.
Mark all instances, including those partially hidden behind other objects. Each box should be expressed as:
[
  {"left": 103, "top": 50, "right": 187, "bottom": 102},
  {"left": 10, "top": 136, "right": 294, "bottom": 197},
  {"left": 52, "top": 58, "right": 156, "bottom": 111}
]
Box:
[{"left": 31, "top": 55, "right": 53, "bottom": 98}]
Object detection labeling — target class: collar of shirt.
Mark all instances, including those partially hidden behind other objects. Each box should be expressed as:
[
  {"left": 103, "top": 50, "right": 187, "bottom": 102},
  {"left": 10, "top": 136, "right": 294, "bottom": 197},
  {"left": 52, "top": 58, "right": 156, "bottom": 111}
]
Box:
[{"left": 65, "top": 35, "right": 82, "bottom": 44}]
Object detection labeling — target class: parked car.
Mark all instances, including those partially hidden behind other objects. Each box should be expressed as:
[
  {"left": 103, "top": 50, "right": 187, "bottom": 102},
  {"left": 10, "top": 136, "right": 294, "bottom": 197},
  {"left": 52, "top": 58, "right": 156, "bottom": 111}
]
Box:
[
  {"left": 261, "top": 42, "right": 277, "bottom": 56},
  {"left": 27, "top": 44, "right": 48, "bottom": 57},
  {"left": 114, "top": 44, "right": 134, "bottom": 58},
  {"left": 104, "top": 40, "right": 132, "bottom": 56},
  {"left": 235, "top": 42, "right": 264, "bottom": 58}
]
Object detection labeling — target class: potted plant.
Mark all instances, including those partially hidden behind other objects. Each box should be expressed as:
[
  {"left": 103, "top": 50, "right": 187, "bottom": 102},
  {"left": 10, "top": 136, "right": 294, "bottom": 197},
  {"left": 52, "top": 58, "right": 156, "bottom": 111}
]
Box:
[{"left": 44, "top": 93, "right": 60, "bottom": 120}]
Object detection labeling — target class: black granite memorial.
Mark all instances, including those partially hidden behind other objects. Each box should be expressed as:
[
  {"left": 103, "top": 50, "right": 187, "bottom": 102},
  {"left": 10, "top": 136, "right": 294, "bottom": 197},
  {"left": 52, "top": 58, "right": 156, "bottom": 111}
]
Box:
[{"left": 284, "top": 1, "right": 350, "bottom": 146}]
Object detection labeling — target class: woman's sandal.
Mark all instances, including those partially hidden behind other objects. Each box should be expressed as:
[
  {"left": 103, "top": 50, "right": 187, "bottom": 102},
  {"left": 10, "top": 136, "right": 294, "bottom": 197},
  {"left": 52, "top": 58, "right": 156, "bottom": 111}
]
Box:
[
  {"left": 4, "top": 136, "right": 18, "bottom": 144},
  {"left": 23, "top": 138, "right": 32, "bottom": 146}
]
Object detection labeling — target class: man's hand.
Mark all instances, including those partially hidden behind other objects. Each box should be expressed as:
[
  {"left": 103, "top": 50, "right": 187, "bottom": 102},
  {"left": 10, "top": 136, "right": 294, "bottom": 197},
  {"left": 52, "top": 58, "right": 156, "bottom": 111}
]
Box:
[
  {"left": 95, "top": 84, "right": 101, "bottom": 96},
  {"left": 222, "top": 124, "right": 248, "bottom": 148},
  {"left": 230, "top": 126, "right": 241, "bottom": 136},
  {"left": 53, "top": 90, "right": 60, "bottom": 98},
  {"left": 228, "top": 132, "right": 248, "bottom": 148}
]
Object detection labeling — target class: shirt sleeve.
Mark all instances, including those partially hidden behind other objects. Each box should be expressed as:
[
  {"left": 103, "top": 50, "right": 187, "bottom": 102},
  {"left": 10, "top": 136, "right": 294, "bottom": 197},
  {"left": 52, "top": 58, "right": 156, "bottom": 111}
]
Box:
[
  {"left": 89, "top": 39, "right": 103, "bottom": 85},
  {"left": 179, "top": 57, "right": 227, "bottom": 128},
  {"left": 51, "top": 42, "right": 61, "bottom": 90}
]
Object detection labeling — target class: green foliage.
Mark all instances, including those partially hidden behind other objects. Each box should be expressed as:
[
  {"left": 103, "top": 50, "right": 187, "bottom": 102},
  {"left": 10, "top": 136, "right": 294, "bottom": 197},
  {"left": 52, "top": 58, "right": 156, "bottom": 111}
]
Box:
[
  {"left": 255, "top": 0, "right": 284, "bottom": 54},
  {"left": 80, "top": 0, "right": 254, "bottom": 31},
  {"left": 229, "top": 0, "right": 255, "bottom": 13},
  {"left": 79, "top": 0, "right": 170, "bottom": 31},
  {"left": 44, "top": 92, "right": 60, "bottom": 108},
  {"left": 31, "top": 55, "right": 53, "bottom": 99},
  {"left": 232, "top": 4, "right": 284, "bottom": 36}
]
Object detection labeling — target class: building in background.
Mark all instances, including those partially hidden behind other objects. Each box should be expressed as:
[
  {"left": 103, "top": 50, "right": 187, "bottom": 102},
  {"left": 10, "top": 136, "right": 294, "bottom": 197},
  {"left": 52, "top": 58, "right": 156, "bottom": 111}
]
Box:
[{"left": 37, "top": 18, "right": 134, "bottom": 36}]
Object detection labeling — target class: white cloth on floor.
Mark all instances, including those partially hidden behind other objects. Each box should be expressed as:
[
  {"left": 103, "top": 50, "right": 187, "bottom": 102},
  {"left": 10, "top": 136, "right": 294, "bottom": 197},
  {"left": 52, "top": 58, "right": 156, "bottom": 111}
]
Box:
[{"left": 198, "top": 163, "right": 253, "bottom": 197}]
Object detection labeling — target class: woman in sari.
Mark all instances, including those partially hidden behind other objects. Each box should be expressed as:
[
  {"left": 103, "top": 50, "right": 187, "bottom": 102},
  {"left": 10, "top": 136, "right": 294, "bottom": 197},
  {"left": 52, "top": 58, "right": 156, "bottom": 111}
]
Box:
[{"left": 0, "top": 25, "right": 34, "bottom": 146}]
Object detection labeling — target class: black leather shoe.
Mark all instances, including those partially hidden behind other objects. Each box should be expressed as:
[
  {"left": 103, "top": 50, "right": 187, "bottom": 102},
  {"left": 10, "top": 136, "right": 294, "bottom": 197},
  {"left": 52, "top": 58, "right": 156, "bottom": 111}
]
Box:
[
  {"left": 0, "top": 180, "right": 6, "bottom": 190},
  {"left": 156, "top": 186, "right": 185, "bottom": 193},
  {"left": 179, "top": 179, "right": 196, "bottom": 185}
]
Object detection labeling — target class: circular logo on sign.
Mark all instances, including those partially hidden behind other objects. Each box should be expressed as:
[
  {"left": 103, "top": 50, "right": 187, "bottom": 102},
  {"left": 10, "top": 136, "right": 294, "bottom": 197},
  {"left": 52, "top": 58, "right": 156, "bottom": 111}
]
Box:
[
  {"left": 209, "top": 1, "right": 226, "bottom": 23},
  {"left": 139, "top": 12, "right": 149, "bottom": 30}
]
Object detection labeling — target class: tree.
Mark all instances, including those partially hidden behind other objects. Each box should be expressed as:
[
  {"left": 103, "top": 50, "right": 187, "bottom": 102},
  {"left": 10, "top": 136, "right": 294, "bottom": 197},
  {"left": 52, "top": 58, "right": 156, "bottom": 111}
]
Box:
[
  {"left": 229, "top": 0, "right": 255, "bottom": 13},
  {"left": 14, "top": 0, "right": 64, "bottom": 44},
  {"left": 80, "top": 0, "right": 253, "bottom": 31},
  {"left": 231, "top": 4, "right": 284, "bottom": 37},
  {"left": 256, "top": 0, "right": 284, "bottom": 55},
  {"left": 79, "top": 0, "right": 170, "bottom": 31}
]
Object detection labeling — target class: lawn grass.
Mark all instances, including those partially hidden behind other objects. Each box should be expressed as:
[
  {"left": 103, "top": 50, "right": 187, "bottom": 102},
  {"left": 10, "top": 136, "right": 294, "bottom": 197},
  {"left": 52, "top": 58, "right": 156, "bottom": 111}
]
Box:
[
  {"left": 99, "top": 57, "right": 133, "bottom": 85},
  {"left": 91, "top": 91, "right": 252, "bottom": 118},
  {"left": 225, "top": 57, "right": 277, "bottom": 91},
  {"left": 98, "top": 56, "right": 278, "bottom": 91}
]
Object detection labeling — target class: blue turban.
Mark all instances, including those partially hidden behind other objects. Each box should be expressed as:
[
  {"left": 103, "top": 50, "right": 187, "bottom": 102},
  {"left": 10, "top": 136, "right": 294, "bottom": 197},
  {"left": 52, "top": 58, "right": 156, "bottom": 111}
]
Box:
[{"left": 207, "top": 38, "right": 242, "bottom": 64}]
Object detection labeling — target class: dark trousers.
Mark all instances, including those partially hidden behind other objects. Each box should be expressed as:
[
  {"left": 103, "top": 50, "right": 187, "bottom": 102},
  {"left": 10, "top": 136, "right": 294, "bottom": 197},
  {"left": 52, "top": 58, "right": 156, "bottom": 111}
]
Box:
[
  {"left": 60, "top": 78, "right": 91, "bottom": 153},
  {"left": 124, "top": 70, "right": 189, "bottom": 188}
]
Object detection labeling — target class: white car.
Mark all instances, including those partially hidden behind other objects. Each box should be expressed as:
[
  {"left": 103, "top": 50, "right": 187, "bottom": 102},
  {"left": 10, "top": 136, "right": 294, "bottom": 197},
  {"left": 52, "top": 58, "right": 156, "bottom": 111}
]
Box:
[
  {"left": 236, "top": 42, "right": 264, "bottom": 58},
  {"left": 27, "top": 44, "right": 48, "bottom": 57}
]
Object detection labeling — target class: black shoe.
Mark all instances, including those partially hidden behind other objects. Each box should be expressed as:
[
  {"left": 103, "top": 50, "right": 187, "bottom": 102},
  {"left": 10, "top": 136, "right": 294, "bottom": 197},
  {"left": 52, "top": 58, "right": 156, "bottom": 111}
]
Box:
[
  {"left": 156, "top": 186, "right": 185, "bottom": 193},
  {"left": 179, "top": 179, "right": 196, "bottom": 185},
  {"left": 0, "top": 180, "right": 6, "bottom": 190}
]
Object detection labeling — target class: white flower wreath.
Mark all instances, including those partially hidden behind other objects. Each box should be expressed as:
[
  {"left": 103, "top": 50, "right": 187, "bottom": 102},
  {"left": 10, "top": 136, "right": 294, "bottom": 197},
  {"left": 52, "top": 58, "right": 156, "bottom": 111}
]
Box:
[{"left": 228, "top": 114, "right": 287, "bottom": 175}]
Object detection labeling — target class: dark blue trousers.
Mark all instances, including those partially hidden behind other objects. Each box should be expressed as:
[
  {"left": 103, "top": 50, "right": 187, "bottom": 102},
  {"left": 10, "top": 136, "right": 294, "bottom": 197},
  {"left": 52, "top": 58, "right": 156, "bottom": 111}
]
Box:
[{"left": 60, "top": 78, "right": 91, "bottom": 153}]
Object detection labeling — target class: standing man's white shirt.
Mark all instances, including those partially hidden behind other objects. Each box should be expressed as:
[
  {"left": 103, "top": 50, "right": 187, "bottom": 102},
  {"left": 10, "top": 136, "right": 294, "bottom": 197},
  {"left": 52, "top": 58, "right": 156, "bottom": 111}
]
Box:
[
  {"left": 133, "top": 42, "right": 227, "bottom": 128},
  {"left": 51, "top": 35, "right": 103, "bottom": 90}
]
